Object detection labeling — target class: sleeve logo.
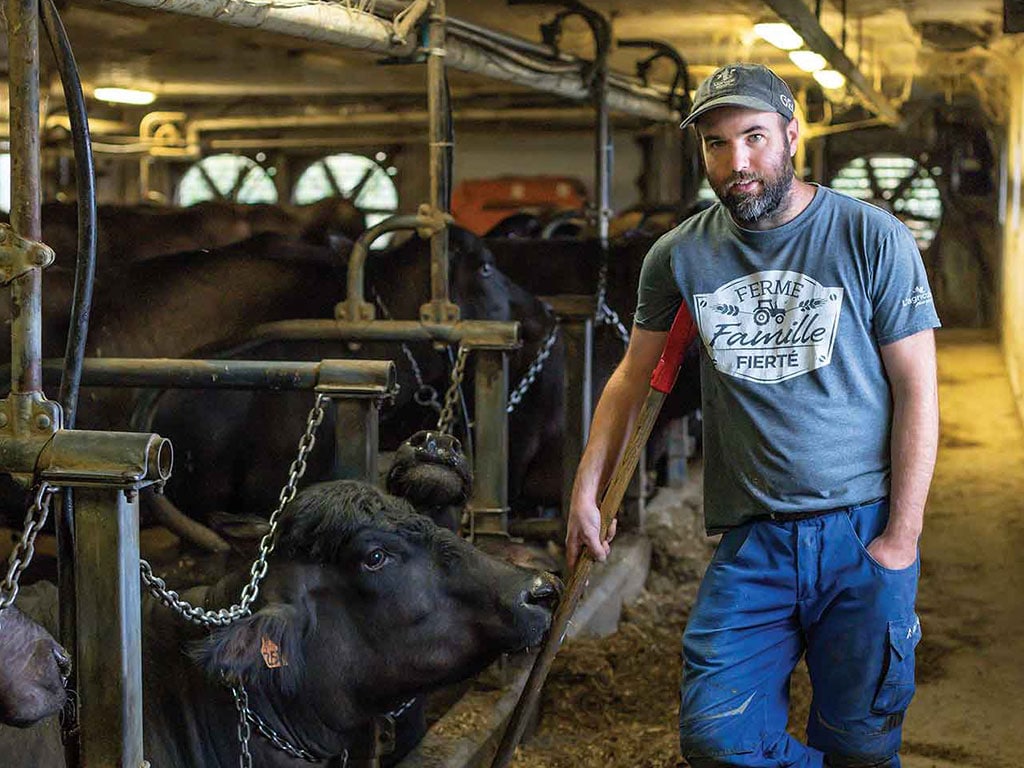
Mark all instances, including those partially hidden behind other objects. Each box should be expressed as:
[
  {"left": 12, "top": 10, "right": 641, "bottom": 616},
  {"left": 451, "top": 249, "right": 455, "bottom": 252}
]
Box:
[
  {"left": 694, "top": 270, "right": 844, "bottom": 383},
  {"left": 901, "top": 285, "right": 933, "bottom": 308}
]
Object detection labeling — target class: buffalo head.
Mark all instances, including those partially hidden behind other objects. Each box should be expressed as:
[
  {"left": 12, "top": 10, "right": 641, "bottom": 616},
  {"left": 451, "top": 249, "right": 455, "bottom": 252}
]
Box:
[
  {"left": 192, "top": 481, "right": 559, "bottom": 745},
  {"left": 385, "top": 430, "right": 472, "bottom": 532},
  {"left": 0, "top": 603, "right": 70, "bottom": 727}
]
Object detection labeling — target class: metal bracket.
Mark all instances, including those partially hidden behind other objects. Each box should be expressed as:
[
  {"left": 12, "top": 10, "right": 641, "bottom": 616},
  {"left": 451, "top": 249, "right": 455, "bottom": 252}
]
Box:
[
  {"left": 466, "top": 506, "right": 511, "bottom": 541},
  {"left": 36, "top": 431, "right": 173, "bottom": 491},
  {"left": 0, "top": 224, "right": 54, "bottom": 285},
  {"left": 0, "top": 392, "right": 63, "bottom": 487},
  {"left": 417, "top": 202, "right": 460, "bottom": 325}
]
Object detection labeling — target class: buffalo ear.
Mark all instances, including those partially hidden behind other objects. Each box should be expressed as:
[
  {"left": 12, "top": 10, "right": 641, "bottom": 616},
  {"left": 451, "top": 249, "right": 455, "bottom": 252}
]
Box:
[{"left": 191, "top": 603, "right": 307, "bottom": 696}]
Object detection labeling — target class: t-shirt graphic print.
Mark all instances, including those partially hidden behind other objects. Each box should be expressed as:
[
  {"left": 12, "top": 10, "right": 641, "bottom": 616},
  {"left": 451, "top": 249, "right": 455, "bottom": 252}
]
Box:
[{"left": 694, "top": 270, "right": 844, "bottom": 383}]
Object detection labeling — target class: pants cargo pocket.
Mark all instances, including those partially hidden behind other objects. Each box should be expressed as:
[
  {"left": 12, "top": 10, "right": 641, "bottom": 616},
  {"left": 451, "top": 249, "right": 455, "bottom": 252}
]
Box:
[
  {"left": 680, "top": 692, "right": 764, "bottom": 759},
  {"left": 871, "top": 615, "right": 921, "bottom": 715}
]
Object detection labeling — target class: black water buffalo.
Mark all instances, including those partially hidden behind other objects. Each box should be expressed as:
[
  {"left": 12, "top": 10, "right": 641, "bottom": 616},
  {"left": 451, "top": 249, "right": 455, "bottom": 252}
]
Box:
[
  {"left": 484, "top": 231, "right": 704, "bottom": 511},
  {"left": 143, "top": 227, "right": 558, "bottom": 525},
  {"left": 0, "top": 480, "right": 559, "bottom": 766},
  {"left": 0, "top": 584, "right": 69, "bottom": 728},
  {"left": 32, "top": 196, "right": 365, "bottom": 270}
]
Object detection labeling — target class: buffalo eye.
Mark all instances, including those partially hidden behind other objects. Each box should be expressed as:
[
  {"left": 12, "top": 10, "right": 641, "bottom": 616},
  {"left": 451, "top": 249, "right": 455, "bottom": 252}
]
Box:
[
  {"left": 362, "top": 548, "right": 390, "bottom": 572},
  {"left": 478, "top": 263, "right": 494, "bottom": 278}
]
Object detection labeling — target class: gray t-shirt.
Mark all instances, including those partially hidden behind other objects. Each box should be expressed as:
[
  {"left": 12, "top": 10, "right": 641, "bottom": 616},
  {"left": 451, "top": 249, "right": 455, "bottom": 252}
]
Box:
[{"left": 636, "top": 185, "right": 941, "bottom": 532}]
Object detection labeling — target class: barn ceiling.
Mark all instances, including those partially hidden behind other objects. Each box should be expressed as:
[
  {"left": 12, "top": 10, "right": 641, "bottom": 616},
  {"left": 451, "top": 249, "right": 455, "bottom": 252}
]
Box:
[{"left": 2, "top": 0, "right": 1018, "bottom": 135}]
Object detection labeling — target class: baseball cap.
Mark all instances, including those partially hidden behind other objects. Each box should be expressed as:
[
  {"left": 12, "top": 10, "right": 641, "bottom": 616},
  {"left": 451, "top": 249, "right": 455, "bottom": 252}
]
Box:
[{"left": 680, "top": 63, "right": 796, "bottom": 129}]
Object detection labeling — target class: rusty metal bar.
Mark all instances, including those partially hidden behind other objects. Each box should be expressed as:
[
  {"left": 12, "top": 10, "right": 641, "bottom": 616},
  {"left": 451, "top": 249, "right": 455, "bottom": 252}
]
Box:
[
  {"left": 469, "top": 350, "right": 509, "bottom": 537},
  {"left": 7, "top": 0, "right": 43, "bottom": 395},
  {"left": 338, "top": 213, "right": 446, "bottom": 323},
  {"left": 73, "top": 487, "right": 144, "bottom": 768},
  {"left": 38, "top": 357, "right": 396, "bottom": 395},
  {"left": 552, "top": 303, "right": 593, "bottom": 538},
  {"left": 421, "top": 0, "right": 459, "bottom": 325},
  {"left": 332, "top": 399, "right": 379, "bottom": 483},
  {"left": 227, "top": 318, "right": 520, "bottom": 352}
]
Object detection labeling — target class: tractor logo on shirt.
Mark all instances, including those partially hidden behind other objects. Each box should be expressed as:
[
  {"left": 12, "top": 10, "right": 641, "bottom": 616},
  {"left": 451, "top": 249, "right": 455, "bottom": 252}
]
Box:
[{"left": 694, "top": 270, "right": 844, "bottom": 384}]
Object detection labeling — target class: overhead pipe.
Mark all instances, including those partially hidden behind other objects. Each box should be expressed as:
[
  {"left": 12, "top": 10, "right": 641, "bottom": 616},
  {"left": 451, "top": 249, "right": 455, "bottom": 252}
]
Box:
[
  {"left": 762, "top": 0, "right": 903, "bottom": 127},
  {"left": 110, "top": 0, "right": 677, "bottom": 123}
]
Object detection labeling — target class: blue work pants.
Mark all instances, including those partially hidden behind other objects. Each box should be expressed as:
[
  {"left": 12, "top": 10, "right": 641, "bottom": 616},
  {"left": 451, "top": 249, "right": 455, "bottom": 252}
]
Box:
[{"left": 679, "top": 499, "right": 920, "bottom": 768}]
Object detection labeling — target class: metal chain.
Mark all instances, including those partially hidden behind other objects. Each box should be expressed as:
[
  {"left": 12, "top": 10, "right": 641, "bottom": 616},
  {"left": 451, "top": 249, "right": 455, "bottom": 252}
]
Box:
[
  {"left": 0, "top": 483, "right": 56, "bottom": 612},
  {"left": 436, "top": 345, "right": 469, "bottom": 435},
  {"left": 230, "top": 678, "right": 332, "bottom": 766},
  {"left": 140, "top": 395, "right": 328, "bottom": 627},
  {"left": 507, "top": 323, "right": 559, "bottom": 413},
  {"left": 373, "top": 290, "right": 441, "bottom": 414},
  {"left": 595, "top": 259, "right": 631, "bottom": 347},
  {"left": 231, "top": 680, "right": 254, "bottom": 768}
]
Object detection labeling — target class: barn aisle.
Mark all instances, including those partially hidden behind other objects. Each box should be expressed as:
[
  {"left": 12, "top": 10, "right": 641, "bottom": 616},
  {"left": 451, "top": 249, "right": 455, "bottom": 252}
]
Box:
[{"left": 901, "top": 330, "right": 1024, "bottom": 768}]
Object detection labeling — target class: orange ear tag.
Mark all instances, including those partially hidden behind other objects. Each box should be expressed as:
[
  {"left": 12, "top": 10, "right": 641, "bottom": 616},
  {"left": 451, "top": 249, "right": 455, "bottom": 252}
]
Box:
[{"left": 261, "top": 636, "right": 288, "bottom": 669}]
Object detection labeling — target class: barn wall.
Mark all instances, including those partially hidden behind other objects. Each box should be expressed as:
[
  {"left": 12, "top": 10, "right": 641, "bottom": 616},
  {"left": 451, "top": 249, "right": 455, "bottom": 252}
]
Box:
[{"left": 1001, "top": 56, "right": 1024, "bottom": 424}]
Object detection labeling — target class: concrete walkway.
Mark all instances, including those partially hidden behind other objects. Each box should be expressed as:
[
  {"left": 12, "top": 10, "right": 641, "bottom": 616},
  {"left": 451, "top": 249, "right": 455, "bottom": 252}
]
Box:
[{"left": 901, "top": 330, "right": 1024, "bottom": 768}]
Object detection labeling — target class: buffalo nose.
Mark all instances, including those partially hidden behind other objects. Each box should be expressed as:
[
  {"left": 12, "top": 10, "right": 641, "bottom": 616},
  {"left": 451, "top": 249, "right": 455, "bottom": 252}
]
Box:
[
  {"left": 407, "top": 430, "right": 462, "bottom": 459},
  {"left": 54, "top": 646, "right": 72, "bottom": 680},
  {"left": 523, "top": 573, "right": 562, "bottom": 610}
]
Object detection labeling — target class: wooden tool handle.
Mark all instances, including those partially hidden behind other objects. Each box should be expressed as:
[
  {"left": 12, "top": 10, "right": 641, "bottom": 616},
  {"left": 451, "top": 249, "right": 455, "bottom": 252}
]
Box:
[{"left": 489, "top": 302, "right": 697, "bottom": 768}]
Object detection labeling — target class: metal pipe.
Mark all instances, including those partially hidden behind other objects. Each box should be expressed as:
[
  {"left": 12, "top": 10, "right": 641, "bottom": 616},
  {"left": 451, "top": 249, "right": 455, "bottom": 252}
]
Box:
[
  {"left": 218, "top": 319, "right": 521, "bottom": 355},
  {"left": 111, "top": 0, "right": 412, "bottom": 56},
  {"left": 7, "top": 0, "right": 43, "bottom": 395},
  {"left": 111, "top": 0, "right": 677, "bottom": 122},
  {"left": 38, "top": 358, "right": 397, "bottom": 394},
  {"left": 340, "top": 213, "right": 439, "bottom": 322},
  {"left": 469, "top": 350, "right": 509, "bottom": 537},
  {"left": 424, "top": 0, "right": 458, "bottom": 324},
  {"left": 73, "top": 488, "right": 144, "bottom": 768},
  {"left": 763, "top": 0, "right": 902, "bottom": 127}
]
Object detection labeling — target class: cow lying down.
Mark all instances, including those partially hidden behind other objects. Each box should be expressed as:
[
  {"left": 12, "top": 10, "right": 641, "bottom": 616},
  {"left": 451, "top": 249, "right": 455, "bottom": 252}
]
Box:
[
  {"left": 0, "top": 480, "right": 560, "bottom": 767},
  {"left": 0, "top": 583, "right": 69, "bottom": 728}
]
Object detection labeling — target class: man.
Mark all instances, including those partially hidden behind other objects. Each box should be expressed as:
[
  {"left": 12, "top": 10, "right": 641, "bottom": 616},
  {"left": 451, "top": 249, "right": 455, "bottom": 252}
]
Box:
[{"left": 566, "top": 63, "right": 939, "bottom": 767}]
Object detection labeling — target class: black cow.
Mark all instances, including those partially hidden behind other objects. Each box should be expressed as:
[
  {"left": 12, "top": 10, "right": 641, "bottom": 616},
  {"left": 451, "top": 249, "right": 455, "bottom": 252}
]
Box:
[
  {"left": 0, "top": 583, "right": 69, "bottom": 728},
  {"left": 31, "top": 196, "right": 365, "bottom": 270},
  {"left": 143, "top": 227, "right": 558, "bottom": 526},
  {"left": 0, "top": 480, "right": 559, "bottom": 766}
]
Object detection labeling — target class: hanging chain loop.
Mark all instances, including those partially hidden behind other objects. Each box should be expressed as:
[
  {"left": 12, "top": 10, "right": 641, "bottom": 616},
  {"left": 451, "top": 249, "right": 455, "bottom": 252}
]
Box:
[
  {"left": 140, "top": 395, "right": 328, "bottom": 627},
  {"left": 0, "top": 483, "right": 56, "bottom": 612},
  {"left": 507, "top": 323, "right": 559, "bottom": 413},
  {"left": 595, "top": 259, "right": 631, "bottom": 347},
  {"left": 229, "top": 678, "right": 332, "bottom": 766}
]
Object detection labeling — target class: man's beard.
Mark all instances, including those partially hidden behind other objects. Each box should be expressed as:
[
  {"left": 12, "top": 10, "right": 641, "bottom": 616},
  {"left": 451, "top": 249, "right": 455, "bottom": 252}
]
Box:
[{"left": 712, "top": 147, "right": 795, "bottom": 225}]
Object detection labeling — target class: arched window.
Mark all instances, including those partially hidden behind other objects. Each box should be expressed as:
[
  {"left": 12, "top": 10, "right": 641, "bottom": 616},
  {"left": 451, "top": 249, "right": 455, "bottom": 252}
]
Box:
[
  {"left": 831, "top": 155, "right": 942, "bottom": 250},
  {"left": 0, "top": 153, "right": 10, "bottom": 213},
  {"left": 293, "top": 153, "right": 398, "bottom": 247},
  {"left": 176, "top": 154, "right": 278, "bottom": 207}
]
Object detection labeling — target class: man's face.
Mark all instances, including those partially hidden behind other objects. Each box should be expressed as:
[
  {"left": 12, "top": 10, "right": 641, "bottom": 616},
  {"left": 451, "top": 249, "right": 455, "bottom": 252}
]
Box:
[{"left": 698, "top": 107, "right": 797, "bottom": 226}]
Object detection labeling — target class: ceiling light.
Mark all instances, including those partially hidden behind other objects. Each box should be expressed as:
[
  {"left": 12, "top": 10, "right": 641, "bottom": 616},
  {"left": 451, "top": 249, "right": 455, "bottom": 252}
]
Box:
[
  {"left": 789, "top": 50, "right": 827, "bottom": 73},
  {"left": 753, "top": 23, "right": 804, "bottom": 51},
  {"left": 93, "top": 86, "right": 156, "bottom": 106},
  {"left": 813, "top": 70, "right": 846, "bottom": 89}
]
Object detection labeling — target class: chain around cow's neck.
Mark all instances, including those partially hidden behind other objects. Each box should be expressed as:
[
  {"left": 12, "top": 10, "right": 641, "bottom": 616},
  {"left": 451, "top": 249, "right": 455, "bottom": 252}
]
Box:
[{"left": 229, "top": 677, "right": 416, "bottom": 767}]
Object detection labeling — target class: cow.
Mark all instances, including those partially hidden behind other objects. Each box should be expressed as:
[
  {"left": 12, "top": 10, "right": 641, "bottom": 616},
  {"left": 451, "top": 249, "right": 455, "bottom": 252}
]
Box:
[
  {"left": 27, "top": 196, "right": 365, "bottom": 271},
  {"left": 0, "top": 583, "right": 69, "bottom": 728},
  {"left": 139, "top": 226, "right": 560, "bottom": 527},
  {"left": 0, "top": 480, "right": 560, "bottom": 766}
]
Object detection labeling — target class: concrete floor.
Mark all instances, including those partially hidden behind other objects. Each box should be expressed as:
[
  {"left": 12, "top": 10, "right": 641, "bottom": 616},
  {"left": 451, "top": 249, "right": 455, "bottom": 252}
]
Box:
[{"left": 899, "top": 330, "right": 1024, "bottom": 768}]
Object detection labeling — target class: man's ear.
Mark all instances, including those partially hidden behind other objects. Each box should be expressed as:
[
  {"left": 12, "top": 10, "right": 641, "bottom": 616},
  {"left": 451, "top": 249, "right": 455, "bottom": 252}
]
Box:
[
  {"left": 191, "top": 603, "right": 308, "bottom": 696},
  {"left": 786, "top": 116, "right": 800, "bottom": 157}
]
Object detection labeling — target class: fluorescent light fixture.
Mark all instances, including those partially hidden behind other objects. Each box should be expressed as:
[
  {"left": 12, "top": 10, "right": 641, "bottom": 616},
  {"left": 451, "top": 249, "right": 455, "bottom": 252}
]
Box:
[
  {"left": 813, "top": 69, "right": 846, "bottom": 89},
  {"left": 93, "top": 86, "right": 156, "bottom": 105},
  {"left": 789, "top": 50, "right": 827, "bottom": 72},
  {"left": 753, "top": 23, "right": 803, "bottom": 51}
]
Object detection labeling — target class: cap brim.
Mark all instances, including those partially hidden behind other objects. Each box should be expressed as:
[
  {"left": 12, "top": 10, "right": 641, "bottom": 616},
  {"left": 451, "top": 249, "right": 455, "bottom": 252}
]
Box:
[{"left": 679, "top": 95, "right": 780, "bottom": 129}]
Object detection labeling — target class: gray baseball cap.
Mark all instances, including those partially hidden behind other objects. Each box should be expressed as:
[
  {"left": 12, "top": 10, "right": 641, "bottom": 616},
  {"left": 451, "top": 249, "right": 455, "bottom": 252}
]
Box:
[{"left": 680, "top": 63, "right": 796, "bottom": 129}]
